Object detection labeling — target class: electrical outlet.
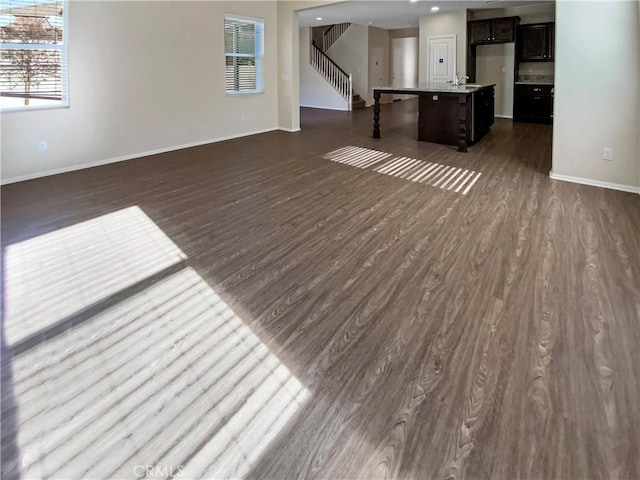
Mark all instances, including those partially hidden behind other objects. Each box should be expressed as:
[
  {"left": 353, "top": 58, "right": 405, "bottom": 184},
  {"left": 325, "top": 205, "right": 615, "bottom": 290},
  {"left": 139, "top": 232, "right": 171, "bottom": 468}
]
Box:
[
  {"left": 603, "top": 147, "right": 613, "bottom": 161},
  {"left": 38, "top": 141, "right": 47, "bottom": 151},
  {"left": 241, "top": 114, "right": 245, "bottom": 121}
]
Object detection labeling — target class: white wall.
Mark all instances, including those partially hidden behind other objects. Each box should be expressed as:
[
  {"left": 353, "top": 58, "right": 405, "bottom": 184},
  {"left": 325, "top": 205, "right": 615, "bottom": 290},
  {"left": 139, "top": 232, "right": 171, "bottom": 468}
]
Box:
[
  {"left": 1, "top": 1, "right": 279, "bottom": 183},
  {"left": 419, "top": 10, "right": 468, "bottom": 82},
  {"left": 299, "top": 27, "right": 349, "bottom": 110},
  {"left": 277, "top": 1, "right": 300, "bottom": 133},
  {"left": 277, "top": 0, "right": 342, "bottom": 133},
  {"left": 551, "top": 0, "right": 639, "bottom": 191},
  {"left": 327, "top": 24, "right": 369, "bottom": 104},
  {"left": 389, "top": 27, "right": 420, "bottom": 40},
  {"left": 368, "top": 27, "right": 391, "bottom": 106},
  {"left": 476, "top": 44, "right": 515, "bottom": 117}
]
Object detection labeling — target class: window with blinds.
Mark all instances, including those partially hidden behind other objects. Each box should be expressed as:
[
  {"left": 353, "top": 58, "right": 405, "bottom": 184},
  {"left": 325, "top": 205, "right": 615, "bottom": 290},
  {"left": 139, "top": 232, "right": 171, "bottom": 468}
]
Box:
[
  {"left": 224, "top": 15, "right": 263, "bottom": 94},
  {"left": 0, "top": 0, "right": 68, "bottom": 109}
]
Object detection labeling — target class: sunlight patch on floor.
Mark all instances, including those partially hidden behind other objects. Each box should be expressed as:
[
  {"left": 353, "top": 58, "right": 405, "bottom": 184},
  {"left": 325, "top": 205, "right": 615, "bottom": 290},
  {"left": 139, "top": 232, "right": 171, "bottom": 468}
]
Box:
[
  {"left": 323, "top": 145, "right": 392, "bottom": 169},
  {"left": 4, "top": 207, "right": 309, "bottom": 479},
  {"left": 322, "top": 146, "right": 482, "bottom": 194},
  {"left": 4, "top": 206, "right": 186, "bottom": 347}
]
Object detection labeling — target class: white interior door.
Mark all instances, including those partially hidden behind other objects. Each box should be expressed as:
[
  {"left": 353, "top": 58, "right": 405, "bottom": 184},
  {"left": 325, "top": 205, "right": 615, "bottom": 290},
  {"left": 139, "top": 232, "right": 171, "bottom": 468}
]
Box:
[
  {"left": 371, "top": 45, "right": 384, "bottom": 100},
  {"left": 428, "top": 35, "right": 456, "bottom": 84},
  {"left": 392, "top": 46, "right": 404, "bottom": 100},
  {"left": 392, "top": 37, "right": 418, "bottom": 101}
]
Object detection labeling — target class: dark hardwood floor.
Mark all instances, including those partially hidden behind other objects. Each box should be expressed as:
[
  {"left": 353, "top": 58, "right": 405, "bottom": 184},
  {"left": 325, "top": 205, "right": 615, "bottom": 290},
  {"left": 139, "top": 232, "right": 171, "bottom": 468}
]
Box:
[{"left": 1, "top": 100, "right": 639, "bottom": 479}]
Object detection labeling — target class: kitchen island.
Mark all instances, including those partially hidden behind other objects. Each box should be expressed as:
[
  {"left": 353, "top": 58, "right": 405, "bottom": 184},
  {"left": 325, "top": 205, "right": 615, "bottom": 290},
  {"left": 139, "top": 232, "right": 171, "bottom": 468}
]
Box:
[{"left": 372, "top": 83, "right": 495, "bottom": 152}]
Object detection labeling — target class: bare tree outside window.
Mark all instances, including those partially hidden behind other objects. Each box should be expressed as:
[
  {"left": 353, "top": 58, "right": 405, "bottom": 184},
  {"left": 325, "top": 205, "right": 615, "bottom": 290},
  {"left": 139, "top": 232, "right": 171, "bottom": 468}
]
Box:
[
  {"left": 1, "top": 17, "right": 60, "bottom": 105},
  {"left": 0, "top": 1, "right": 67, "bottom": 108}
]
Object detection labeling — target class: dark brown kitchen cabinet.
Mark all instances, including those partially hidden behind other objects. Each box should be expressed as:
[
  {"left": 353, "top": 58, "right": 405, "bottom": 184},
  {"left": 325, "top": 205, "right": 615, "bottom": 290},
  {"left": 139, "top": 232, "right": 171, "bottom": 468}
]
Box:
[
  {"left": 472, "top": 87, "right": 495, "bottom": 141},
  {"left": 492, "top": 18, "right": 517, "bottom": 42},
  {"left": 469, "top": 17, "right": 518, "bottom": 45},
  {"left": 517, "top": 23, "right": 554, "bottom": 61},
  {"left": 470, "top": 20, "right": 492, "bottom": 44},
  {"left": 547, "top": 25, "right": 554, "bottom": 60},
  {"left": 514, "top": 84, "right": 553, "bottom": 124},
  {"left": 417, "top": 86, "right": 495, "bottom": 146}
]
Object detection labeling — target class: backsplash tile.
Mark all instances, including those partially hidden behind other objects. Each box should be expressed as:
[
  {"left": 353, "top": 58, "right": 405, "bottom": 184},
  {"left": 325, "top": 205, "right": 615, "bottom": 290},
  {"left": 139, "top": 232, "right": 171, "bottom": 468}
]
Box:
[{"left": 517, "top": 74, "right": 554, "bottom": 84}]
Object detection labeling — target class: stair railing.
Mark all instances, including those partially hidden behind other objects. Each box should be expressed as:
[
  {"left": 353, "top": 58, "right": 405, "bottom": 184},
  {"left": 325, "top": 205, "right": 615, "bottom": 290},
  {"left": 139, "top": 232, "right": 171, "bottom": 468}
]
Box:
[
  {"left": 311, "top": 40, "right": 352, "bottom": 108},
  {"left": 322, "top": 22, "right": 352, "bottom": 52}
]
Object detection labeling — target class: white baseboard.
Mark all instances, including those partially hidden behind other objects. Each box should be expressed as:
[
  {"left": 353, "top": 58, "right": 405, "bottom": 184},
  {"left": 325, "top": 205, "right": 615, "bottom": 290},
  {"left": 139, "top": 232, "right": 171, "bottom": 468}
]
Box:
[
  {"left": 278, "top": 127, "right": 301, "bottom": 133},
  {"left": 299, "top": 104, "right": 349, "bottom": 111},
  {"left": 1, "top": 127, "right": 279, "bottom": 185},
  {"left": 549, "top": 172, "right": 640, "bottom": 194},
  {"left": 495, "top": 114, "right": 513, "bottom": 119}
]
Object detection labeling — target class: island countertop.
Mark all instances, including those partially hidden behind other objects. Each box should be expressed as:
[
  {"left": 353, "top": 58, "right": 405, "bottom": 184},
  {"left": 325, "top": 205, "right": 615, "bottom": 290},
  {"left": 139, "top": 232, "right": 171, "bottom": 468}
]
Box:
[
  {"left": 373, "top": 83, "right": 496, "bottom": 94},
  {"left": 371, "top": 83, "right": 496, "bottom": 152}
]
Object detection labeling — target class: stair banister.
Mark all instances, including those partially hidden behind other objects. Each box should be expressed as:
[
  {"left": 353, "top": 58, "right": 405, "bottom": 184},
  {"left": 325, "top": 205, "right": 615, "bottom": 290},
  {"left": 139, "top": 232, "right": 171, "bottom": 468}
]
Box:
[
  {"left": 310, "top": 40, "right": 352, "bottom": 102},
  {"left": 322, "top": 22, "right": 352, "bottom": 51}
]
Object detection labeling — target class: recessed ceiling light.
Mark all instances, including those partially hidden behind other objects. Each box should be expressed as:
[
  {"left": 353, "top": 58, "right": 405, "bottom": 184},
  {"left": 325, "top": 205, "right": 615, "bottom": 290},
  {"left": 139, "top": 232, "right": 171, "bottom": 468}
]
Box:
[
  {"left": 368, "top": 22, "right": 373, "bottom": 25},
  {"left": 410, "top": 0, "right": 419, "bottom": 3},
  {"left": 316, "top": 17, "right": 323, "bottom": 21},
  {"left": 431, "top": 6, "right": 440, "bottom": 11}
]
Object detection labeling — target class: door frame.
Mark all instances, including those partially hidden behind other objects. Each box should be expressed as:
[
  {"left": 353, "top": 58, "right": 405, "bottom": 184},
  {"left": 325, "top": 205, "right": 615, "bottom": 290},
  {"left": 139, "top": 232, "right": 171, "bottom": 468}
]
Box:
[
  {"left": 370, "top": 45, "right": 385, "bottom": 104},
  {"left": 427, "top": 34, "right": 456, "bottom": 84},
  {"left": 391, "top": 42, "right": 404, "bottom": 101},
  {"left": 392, "top": 36, "right": 419, "bottom": 101}
]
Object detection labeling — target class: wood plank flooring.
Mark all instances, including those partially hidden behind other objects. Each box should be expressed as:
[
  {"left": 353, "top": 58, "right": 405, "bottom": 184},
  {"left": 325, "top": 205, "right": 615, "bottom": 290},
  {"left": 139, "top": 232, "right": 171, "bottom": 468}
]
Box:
[{"left": 1, "top": 100, "right": 639, "bottom": 479}]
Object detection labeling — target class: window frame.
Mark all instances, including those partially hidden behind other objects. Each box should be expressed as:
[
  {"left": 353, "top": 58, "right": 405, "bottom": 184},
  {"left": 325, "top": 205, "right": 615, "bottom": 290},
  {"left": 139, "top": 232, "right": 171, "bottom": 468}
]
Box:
[
  {"left": 0, "top": 0, "right": 69, "bottom": 112},
  {"left": 224, "top": 13, "right": 264, "bottom": 96}
]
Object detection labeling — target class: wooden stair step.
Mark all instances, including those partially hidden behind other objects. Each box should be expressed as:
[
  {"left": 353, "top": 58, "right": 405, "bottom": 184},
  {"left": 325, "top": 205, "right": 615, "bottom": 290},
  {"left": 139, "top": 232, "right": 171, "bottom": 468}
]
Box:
[{"left": 352, "top": 94, "right": 366, "bottom": 109}]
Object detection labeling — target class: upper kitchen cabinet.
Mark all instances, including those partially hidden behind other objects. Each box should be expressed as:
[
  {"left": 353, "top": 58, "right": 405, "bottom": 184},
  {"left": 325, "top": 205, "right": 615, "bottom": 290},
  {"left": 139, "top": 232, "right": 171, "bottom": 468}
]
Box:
[
  {"left": 493, "top": 17, "right": 518, "bottom": 42},
  {"left": 470, "top": 20, "right": 492, "bottom": 45},
  {"left": 517, "top": 23, "right": 555, "bottom": 61},
  {"left": 470, "top": 17, "right": 519, "bottom": 45}
]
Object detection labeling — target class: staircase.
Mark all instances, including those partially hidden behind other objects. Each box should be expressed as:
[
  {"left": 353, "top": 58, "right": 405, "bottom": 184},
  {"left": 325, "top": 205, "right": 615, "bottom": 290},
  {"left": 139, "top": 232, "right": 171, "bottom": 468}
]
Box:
[
  {"left": 310, "top": 40, "right": 353, "bottom": 109},
  {"left": 351, "top": 94, "right": 365, "bottom": 110},
  {"left": 322, "top": 22, "right": 351, "bottom": 51},
  {"left": 310, "top": 23, "right": 366, "bottom": 111}
]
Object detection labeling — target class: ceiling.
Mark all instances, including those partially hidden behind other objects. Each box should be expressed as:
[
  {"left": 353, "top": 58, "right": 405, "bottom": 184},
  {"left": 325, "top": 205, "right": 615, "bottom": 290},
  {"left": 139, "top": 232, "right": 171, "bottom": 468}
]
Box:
[{"left": 298, "top": 0, "right": 550, "bottom": 30}]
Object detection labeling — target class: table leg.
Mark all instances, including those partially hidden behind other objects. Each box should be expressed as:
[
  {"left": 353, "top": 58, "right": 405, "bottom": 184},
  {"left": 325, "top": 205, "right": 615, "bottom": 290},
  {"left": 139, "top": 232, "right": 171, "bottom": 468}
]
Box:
[{"left": 373, "top": 91, "right": 381, "bottom": 138}]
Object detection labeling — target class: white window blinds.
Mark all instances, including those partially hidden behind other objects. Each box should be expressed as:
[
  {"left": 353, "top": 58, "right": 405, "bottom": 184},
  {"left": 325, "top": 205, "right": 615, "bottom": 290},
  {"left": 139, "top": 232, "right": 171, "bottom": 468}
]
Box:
[
  {"left": 0, "top": 0, "right": 68, "bottom": 109},
  {"left": 224, "top": 15, "right": 263, "bottom": 94}
]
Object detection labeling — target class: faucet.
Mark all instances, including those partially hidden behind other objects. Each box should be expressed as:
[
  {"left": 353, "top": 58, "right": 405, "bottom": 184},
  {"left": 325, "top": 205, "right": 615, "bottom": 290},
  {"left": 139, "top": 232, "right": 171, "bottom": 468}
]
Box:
[{"left": 454, "top": 73, "right": 469, "bottom": 86}]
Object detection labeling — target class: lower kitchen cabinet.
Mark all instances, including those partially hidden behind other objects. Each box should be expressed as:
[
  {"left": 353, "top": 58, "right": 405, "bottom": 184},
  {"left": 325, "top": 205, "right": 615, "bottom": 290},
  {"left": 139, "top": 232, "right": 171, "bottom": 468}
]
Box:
[
  {"left": 473, "top": 87, "right": 495, "bottom": 140},
  {"left": 418, "top": 86, "right": 495, "bottom": 146},
  {"left": 514, "top": 84, "right": 553, "bottom": 124}
]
